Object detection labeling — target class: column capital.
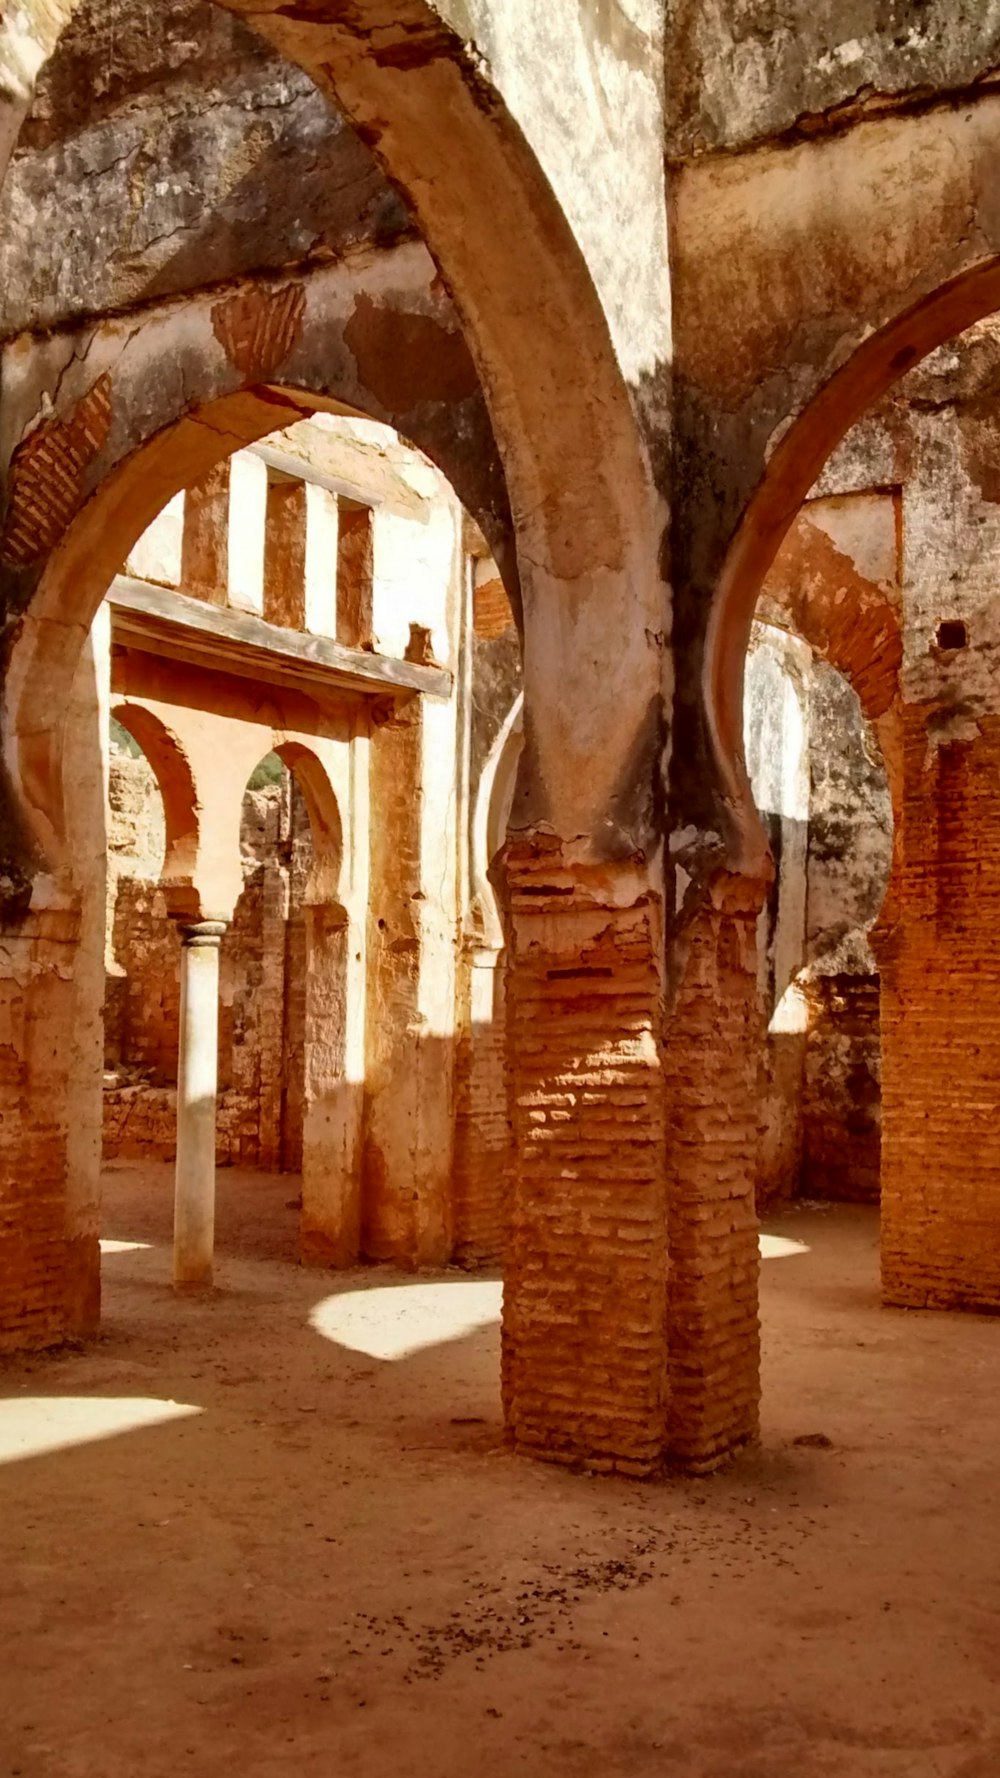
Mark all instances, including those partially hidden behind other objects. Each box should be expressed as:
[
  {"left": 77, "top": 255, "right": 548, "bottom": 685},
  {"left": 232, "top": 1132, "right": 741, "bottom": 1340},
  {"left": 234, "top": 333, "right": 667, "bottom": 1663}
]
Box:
[{"left": 177, "top": 919, "right": 227, "bottom": 947}]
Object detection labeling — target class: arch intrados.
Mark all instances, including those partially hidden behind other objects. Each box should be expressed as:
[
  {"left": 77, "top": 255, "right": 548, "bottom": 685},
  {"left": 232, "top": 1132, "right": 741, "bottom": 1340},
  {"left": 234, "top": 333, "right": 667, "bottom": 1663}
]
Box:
[
  {"left": 5, "top": 379, "right": 465, "bottom": 868},
  {"left": 207, "top": 0, "right": 651, "bottom": 565},
  {"left": 108, "top": 700, "right": 199, "bottom": 888},
  {"left": 268, "top": 742, "right": 345, "bottom": 907},
  {"left": 6, "top": 0, "right": 651, "bottom": 581},
  {"left": 707, "top": 252, "right": 1000, "bottom": 868},
  {"left": 472, "top": 693, "right": 523, "bottom": 948}
]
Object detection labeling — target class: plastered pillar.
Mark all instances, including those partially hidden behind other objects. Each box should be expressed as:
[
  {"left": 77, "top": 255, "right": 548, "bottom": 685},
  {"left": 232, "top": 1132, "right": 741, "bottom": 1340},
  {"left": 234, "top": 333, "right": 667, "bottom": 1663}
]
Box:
[
  {"left": 173, "top": 920, "right": 225, "bottom": 1290},
  {"left": 362, "top": 701, "right": 454, "bottom": 1267}
]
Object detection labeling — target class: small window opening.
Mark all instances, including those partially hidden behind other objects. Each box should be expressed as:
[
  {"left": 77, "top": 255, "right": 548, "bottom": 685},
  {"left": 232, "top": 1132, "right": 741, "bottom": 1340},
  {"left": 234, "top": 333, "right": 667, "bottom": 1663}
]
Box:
[{"left": 936, "top": 620, "right": 967, "bottom": 651}]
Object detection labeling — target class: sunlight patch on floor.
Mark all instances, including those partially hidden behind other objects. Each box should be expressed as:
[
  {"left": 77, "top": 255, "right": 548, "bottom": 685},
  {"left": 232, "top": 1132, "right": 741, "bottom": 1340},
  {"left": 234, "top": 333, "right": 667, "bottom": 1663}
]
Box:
[
  {"left": 100, "top": 1239, "right": 153, "bottom": 1255},
  {"left": 310, "top": 1278, "right": 502, "bottom": 1361},
  {"left": 0, "top": 1397, "right": 201, "bottom": 1465},
  {"left": 759, "top": 1233, "right": 810, "bottom": 1260}
]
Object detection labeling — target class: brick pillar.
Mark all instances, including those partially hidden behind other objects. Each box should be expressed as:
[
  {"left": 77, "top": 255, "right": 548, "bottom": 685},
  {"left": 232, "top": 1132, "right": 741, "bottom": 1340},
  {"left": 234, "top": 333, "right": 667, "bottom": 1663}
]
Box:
[
  {"left": 501, "top": 841, "right": 668, "bottom": 1476},
  {"left": 881, "top": 709, "right": 1000, "bottom": 1310},
  {"left": 664, "top": 880, "right": 763, "bottom": 1471}
]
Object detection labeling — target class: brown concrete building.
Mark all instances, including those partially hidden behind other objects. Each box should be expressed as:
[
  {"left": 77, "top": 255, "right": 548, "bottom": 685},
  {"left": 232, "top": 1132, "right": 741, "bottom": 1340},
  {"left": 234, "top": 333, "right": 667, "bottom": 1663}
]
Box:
[{"left": 2, "top": 5, "right": 1000, "bottom": 1772}]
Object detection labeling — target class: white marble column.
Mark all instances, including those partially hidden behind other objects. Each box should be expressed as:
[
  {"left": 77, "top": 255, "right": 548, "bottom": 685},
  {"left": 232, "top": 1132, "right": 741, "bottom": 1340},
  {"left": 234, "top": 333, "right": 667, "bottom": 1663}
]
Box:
[{"left": 173, "top": 920, "right": 226, "bottom": 1289}]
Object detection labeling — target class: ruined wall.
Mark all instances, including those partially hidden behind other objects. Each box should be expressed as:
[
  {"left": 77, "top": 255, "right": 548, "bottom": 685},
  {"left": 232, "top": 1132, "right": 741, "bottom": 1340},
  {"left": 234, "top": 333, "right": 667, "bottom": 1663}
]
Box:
[
  {"left": 746, "top": 629, "right": 892, "bottom": 1209},
  {"left": 103, "top": 755, "right": 311, "bottom": 1171},
  {"left": 799, "top": 663, "right": 891, "bottom": 1203}
]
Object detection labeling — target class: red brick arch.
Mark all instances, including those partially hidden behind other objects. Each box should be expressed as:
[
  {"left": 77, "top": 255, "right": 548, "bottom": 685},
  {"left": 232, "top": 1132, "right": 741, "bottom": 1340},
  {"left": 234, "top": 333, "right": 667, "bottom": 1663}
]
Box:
[{"left": 707, "top": 256, "right": 1000, "bottom": 872}]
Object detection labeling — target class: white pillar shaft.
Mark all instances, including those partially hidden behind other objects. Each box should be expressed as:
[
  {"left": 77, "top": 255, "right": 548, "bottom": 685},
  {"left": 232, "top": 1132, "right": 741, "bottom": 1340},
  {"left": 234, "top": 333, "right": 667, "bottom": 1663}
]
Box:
[{"left": 174, "top": 923, "right": 225, "bottom": 1289}]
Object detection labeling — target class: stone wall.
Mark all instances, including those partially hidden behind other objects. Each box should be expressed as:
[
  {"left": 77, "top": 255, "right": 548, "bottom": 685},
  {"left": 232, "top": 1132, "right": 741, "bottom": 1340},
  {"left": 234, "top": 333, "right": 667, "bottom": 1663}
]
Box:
[
  {"left": 799, "top": 663, "right": 891, "bottom": 1203},
  {"left": 103, "top": 747, "right": 312, "bottom": 1171},
  {"left": 746, "top": 629, "right": 892, "bottom": 1209}
]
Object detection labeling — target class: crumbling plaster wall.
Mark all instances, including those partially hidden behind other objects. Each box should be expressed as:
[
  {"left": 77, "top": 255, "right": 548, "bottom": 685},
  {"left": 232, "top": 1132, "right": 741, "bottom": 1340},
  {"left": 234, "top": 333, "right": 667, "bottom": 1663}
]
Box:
[
  {"left": 818, "top": 319, "right": 1000, "bottom": 1305},
  {"left": 664, "top": 3, "right": 1000, "bottom": 160},
  {"left": 0, "top": 0, "right": 410, "bottom": 337},
  {"left": 746, "top": 316, "right": 1000, "bottom": 1266}
]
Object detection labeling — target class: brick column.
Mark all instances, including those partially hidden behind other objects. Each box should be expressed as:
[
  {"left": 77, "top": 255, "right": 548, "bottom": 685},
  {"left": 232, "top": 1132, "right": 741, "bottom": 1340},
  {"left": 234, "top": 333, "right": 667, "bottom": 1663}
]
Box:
[
  {"left": 880, "top": 709, "right": 1000, "bottom": 1310},
  {"left": 663, "top": 880, "right": 763, "bottom": 1471},
  {"left": 501, "top": 841, "right": 669, "bottom": 1477}
]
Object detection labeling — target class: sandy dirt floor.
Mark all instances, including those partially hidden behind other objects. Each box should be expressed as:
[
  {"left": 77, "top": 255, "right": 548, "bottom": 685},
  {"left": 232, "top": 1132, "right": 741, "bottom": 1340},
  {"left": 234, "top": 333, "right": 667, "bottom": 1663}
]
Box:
[{"left": 1, "top": 1161, "right": 999, "bottom": 1778}]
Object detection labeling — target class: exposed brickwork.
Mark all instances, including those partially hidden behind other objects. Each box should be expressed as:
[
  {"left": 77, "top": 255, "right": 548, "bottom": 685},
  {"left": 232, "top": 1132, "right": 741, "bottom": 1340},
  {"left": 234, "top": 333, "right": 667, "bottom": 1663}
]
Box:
[
  {"left": 452, "top": 951, "right": 510, "bottom": 1265},
  {"left": 473, "top": 575, "right": 514, "bottom": 640},
  {"left": 801, "top": 974, "right": 881, "bottom": 1203},
  {"left": 664, "top": 886, "right": 762, "bottom": 1471},
  {"left": 502, "top": 844, "right": 668, "bottom": 1476},
  {"left": 760, "top": 511, "right": 902, "bottom": 720},
  {"left": 2, "top": 375, "right": 112, "bottom": 567},
  {"left": 211, "top": 280, "right": 306, "bottom": 380},
  {"left": 881, "top": 707, "right": 1000, "bottom": 1310}
]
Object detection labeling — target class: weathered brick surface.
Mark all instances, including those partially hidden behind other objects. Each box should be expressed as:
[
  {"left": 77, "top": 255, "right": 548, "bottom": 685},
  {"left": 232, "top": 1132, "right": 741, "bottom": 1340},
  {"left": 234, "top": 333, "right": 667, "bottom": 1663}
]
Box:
[
  {"left": 1, "top": 375, "right": 112, "bottom": 567},
  {"left": 211, "top": 280, "right": 306, "bottom": 381},
  {"left": 472, "top": 576, "right": 514, "bottom": 640},
  {"left": 881, "top": 708, "right": 1000, "bottom": 1310},
  {"left": 664, "top": 890, "right": 761, "bottom": 1471},
  {"left": 501, "top": 845, "right": 669, "bottom": 1476}
]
